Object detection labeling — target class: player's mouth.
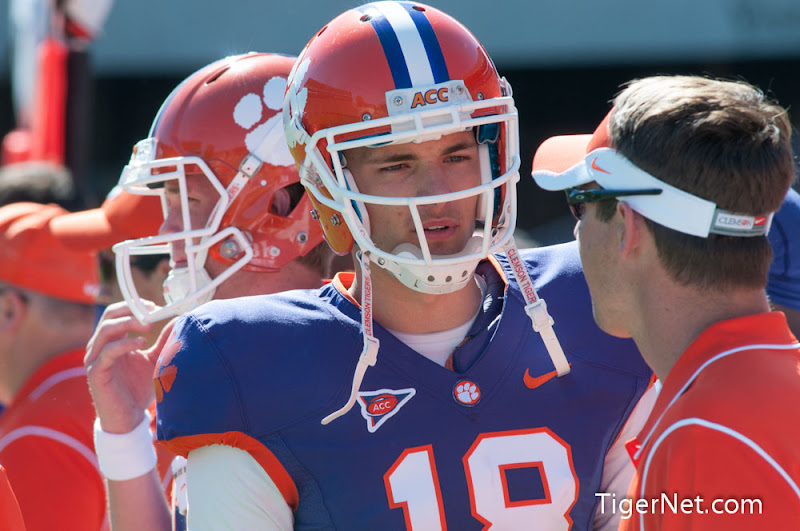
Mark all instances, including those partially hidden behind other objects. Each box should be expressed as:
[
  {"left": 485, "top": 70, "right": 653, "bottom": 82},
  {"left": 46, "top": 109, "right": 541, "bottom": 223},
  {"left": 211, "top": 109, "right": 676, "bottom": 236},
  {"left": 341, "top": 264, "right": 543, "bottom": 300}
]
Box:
[
  {"left": 169, "top": 243, "right": 187, "bottom": 269},
  {"left": 421, "top": 220, "right": 459, "bottom": 242}
]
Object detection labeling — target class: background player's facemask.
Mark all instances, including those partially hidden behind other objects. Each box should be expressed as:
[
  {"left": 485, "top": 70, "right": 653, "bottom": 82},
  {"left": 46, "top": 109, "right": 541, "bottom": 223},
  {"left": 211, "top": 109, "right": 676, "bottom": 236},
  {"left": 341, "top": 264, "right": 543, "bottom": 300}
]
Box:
[{"left": 112, "top": 139, "right": 253, "bottom": 323}]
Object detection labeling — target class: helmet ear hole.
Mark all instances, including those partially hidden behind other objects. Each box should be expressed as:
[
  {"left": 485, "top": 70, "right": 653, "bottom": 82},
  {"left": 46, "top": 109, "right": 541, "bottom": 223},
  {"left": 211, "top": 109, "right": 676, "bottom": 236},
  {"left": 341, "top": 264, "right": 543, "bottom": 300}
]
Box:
[
  {"left": 269, "top": 187, "right": 292, "bottom": 216},
  {"left": 270, "top": 182, "right": 305, "bottom": 217}
]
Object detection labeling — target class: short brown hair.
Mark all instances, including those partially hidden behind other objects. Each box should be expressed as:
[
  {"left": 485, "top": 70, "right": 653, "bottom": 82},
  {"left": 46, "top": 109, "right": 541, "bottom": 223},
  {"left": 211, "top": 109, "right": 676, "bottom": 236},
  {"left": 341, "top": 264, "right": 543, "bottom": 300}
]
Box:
[
  {"left": 604, "top": 76, "right": 795, "bottom": 290},
  {"left": 279, "top": 182, "right": 344, "bottom": 277},
  {"left": 0, "top": 162, "right": 75, "bottom": 207},
  {"left": 296, "top": 241, "right": 343, "bottom": 278}
]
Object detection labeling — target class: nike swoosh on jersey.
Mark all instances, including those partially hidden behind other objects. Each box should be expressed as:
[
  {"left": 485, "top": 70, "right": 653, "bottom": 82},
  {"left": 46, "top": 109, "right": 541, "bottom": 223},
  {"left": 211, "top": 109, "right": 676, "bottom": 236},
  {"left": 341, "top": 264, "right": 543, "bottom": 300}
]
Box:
[{"left": 523, "top": 364, "right": 571, "bottom": 389}]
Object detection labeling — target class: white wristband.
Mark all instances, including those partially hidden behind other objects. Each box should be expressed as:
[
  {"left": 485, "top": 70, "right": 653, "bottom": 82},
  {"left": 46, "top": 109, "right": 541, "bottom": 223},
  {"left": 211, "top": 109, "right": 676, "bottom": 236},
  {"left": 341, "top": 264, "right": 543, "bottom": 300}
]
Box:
[{"left": 93, "top": 413, "right": 158, "bottom": 481}]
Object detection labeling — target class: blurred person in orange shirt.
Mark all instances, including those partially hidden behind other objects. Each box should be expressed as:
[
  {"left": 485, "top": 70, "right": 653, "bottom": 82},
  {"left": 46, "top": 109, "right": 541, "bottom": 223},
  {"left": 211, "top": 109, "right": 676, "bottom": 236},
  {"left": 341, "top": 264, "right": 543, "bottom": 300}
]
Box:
[
  {"left": 0, "top": 202, "right": 103, "bottom": 530},
  {"left": 0, "top": 187, "right": 168, "bottom": 531}
]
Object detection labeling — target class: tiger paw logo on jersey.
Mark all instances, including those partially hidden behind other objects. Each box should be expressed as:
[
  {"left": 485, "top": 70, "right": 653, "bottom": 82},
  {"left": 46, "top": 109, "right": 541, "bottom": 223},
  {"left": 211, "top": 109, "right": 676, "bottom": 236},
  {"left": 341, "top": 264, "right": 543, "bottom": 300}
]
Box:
[
  {"left": 357, "top": 388, "right": 416, "bottom": 433},
  {"left": 154, "top": 328, "right": 182, "bottom": 403},
  {"left": 453, "top": 379, "right": 481, "bottom": 406}
]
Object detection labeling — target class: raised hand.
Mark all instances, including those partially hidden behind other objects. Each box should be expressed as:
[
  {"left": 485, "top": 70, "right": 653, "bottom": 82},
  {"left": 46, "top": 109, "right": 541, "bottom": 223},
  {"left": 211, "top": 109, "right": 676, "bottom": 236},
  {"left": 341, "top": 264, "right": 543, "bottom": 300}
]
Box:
[{"left": 85, "top": 301, "right": 175, "bottom": 434}]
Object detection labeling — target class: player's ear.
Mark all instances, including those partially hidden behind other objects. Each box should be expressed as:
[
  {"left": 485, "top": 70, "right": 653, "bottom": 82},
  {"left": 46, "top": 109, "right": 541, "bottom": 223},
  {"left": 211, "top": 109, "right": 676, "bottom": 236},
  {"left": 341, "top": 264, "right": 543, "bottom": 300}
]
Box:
[
  {"left": 617, "top": 202, "right": 645, "bottom": 259},
  {"left": 0, "top": 288, "right": 28, "bottom": 334}
]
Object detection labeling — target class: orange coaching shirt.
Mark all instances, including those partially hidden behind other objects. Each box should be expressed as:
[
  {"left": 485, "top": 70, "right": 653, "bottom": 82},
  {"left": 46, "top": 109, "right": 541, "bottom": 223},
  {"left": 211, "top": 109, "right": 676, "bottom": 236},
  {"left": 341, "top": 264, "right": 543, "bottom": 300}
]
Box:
[
  {"left": 620, "top": 312, "right": 800, "bottom": 530},
  {"left": 0, "top": 349, "right": 107, "bottom": 530},
  {"left": 0, "top": 349, "right": 176, "bottom": 531}
]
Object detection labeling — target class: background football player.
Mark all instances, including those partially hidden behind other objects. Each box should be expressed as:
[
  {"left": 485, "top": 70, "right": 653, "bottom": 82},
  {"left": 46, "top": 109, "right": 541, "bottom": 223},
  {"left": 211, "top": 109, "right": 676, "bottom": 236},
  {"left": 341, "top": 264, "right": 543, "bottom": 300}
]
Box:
[{"left": 81, "top": 52, "right": 332, "bottom": 530}]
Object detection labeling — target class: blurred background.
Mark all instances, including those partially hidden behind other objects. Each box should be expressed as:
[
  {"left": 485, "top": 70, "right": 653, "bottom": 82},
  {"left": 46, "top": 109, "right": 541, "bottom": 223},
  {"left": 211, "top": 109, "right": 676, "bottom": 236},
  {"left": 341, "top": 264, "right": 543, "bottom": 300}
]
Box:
[{"left": 1, "top": 0, "right": 799, "bottom": 245}]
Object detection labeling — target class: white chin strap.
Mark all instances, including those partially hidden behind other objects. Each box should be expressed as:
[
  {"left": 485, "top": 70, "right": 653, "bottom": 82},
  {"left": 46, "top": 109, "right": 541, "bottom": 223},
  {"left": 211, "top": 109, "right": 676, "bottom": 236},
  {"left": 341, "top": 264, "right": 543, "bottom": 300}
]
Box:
[
  {"left": 162, "top": 266, "right": 216, "bottom": 316},
  {"left": 502, "top": 237, "right": 570, "bottom": 376},
  {"left": 321, "top": 251, "right": 380, "bottom": 425},
  {"left": 380, "top": 237, "right": 484, "bottom": 295}
]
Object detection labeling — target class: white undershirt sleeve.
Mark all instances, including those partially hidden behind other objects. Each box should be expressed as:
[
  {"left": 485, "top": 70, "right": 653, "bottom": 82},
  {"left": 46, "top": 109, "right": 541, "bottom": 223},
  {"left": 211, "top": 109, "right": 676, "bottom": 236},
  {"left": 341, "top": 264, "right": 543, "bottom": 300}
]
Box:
[
  {"left": 593, "top": 383, "right": 659, "bottom": 530},
  {"left": 186, "top": 444, "right": 293, "bottom": 531}
]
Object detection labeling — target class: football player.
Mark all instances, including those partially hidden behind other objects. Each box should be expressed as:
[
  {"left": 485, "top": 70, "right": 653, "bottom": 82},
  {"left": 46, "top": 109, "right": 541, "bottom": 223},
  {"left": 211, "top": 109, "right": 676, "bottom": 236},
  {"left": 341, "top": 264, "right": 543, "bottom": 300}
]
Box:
[
  {"left": 153, "top": 2, "right": 656, "bottom": 529},
  {"left": 82, "top": 52, "right": 331, "bottom": 530},
  {"left": 532, "top": 75, "right": 800, "bottom": 529}
]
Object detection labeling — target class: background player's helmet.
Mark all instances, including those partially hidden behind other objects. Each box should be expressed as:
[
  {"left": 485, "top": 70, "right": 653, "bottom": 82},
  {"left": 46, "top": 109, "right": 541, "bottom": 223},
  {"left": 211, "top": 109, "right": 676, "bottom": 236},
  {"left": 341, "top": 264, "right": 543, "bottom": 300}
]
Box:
[
  {"left": 114, "top": 53, "right": 323, "bottom": 323},
  {"left": 284, "top": 1, "right": 520, "bottom": 295}
]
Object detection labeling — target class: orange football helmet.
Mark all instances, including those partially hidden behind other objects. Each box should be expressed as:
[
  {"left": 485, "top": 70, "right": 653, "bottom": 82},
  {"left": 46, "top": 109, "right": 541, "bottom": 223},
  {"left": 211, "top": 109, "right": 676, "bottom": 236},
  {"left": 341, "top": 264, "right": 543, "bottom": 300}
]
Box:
[
  {"left": 114, "top": 53, "right": 323, "bottom": 322},
  {"left": 284, "top": 1, "right": 519, "bottom": 295}
]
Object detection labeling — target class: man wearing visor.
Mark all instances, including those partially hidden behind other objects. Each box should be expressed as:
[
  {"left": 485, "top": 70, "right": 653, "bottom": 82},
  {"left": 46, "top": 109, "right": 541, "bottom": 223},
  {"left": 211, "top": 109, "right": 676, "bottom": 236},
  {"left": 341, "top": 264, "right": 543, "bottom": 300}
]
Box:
[{"left": 532, "top": 75, "right": 800, "bottom": 529}]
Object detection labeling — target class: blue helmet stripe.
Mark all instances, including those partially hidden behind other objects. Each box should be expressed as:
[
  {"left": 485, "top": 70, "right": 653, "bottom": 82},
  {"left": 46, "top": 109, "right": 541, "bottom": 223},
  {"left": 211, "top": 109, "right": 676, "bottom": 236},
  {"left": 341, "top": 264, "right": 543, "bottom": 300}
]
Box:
[
  {"left": 401, "top": 2, "right": 449, "bottom": 83},
  {"left": 359, "top": 5, "right": 414, "bottom": 89},
  {"left": 358, "top": 2, "right": 452, "bottom": 89}
]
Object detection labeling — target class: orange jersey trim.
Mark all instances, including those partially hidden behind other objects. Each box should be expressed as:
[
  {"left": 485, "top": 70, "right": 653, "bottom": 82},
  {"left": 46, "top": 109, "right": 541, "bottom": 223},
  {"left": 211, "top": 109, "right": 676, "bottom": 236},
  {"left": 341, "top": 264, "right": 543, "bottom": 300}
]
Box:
[
  {"left": 159, "top": 431, "right": 299, "bottom": 511},
  {"left": 146, "top": 400, "right": 177, "bottom": 493},
  {"left": 332, "top": 271, "right": 359, "bottom": 307},
  {"left": 486, "top": 254, "right": 508, "bottom": 286}
]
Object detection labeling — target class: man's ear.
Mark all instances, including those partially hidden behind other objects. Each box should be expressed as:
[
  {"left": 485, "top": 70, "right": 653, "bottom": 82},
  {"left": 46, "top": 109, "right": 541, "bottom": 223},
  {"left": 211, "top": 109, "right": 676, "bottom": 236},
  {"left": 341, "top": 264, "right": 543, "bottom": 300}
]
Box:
[
  {"left": 617, "top": 202, "right": 646, "bottom": 259},
  {"left": 0, "top": 290, "right": 28, "bottom": 334}
]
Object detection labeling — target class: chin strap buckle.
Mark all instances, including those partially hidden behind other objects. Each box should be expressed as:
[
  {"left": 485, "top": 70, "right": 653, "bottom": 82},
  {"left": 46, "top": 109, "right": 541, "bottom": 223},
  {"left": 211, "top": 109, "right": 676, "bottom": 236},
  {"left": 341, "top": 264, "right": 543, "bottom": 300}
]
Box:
[
  {"left": 525, "top": 298, "right": 555, "bottom": 333},
  {"left": 525, "top": 299, "right": 570, "bottom": 377},
  {"left": 361, "top": 336, "right": 380, "bottom": 367}
]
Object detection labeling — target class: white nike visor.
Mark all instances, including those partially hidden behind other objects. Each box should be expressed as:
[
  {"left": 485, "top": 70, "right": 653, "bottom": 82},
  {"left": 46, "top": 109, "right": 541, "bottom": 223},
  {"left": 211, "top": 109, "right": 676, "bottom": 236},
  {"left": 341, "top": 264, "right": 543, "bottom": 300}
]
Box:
[{"left": 531, "top": 110, "right": 773, "bottom": 238}]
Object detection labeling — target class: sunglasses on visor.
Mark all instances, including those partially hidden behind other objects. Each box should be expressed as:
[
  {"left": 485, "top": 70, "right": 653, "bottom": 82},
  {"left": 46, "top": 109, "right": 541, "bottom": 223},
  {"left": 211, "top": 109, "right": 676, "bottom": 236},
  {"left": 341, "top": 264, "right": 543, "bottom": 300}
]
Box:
[{"left": 565, "top": 187, "right": 663, "bottom": 221}]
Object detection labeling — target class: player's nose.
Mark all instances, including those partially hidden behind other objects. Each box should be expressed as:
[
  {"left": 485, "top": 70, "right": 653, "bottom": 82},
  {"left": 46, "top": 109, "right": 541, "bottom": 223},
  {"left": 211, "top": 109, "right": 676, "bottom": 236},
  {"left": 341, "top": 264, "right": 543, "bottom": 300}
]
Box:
[
  {"left": 419, "top": 162, "right": 454, "bottom": 197},
  {"left": 159, "top": 208, "right": 184, "bottom": 235}
]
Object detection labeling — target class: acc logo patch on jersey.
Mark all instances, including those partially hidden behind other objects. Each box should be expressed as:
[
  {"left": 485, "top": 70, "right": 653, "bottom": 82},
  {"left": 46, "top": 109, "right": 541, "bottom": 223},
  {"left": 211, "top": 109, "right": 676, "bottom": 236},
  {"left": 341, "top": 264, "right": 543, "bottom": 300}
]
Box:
[{"left": 357, "top": 388, "right": 416, "bottom": 433}]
